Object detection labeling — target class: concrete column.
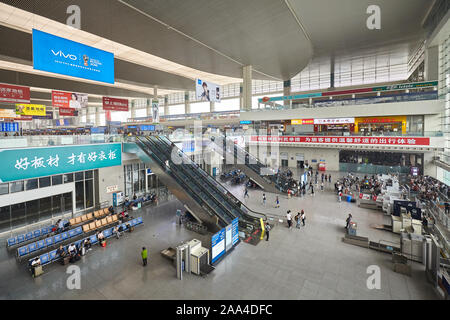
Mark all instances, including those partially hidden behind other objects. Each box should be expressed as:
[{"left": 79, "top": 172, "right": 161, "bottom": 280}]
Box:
[
  {"left": 146, "top": 98, "right": 151, "bottom": 119},
  {"left": 130, "top": 100, "right": 136, "bottom": 119},
  {"left": 95, "top": 107, "right": 101, "bottom": 127},
  {"left": 239, "top": 83, "right": 244, "bottom": 110},
  {"left": 424, "top": 46, "right": 439, "bottom": 81},
  {"left": 283, "top": 80, "right": 291, "bottom": 108},
  {"left": 185, "top": 91, "right": 190, "bottom": 114},
  {"left": 164, "top": 95, "right": 169, "bottom": 117},
  {"left": 242, "top": 65, "right": 252, "bottom": 111},
  {"left": 147, "top": 86, "right": 158, "bottom": 119},
  {"left": 330, "top": 55, "right": 335, "bottom": 89},
  {"left": 210, "top": 101, "right": 215, "bottom": 113}
]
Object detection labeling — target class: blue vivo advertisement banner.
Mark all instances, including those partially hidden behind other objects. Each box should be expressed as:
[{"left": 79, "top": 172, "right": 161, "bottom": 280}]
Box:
[
  {"left": 32, "top": 29, "right": 115, "bottom": 84},
  {"left": 0, "top": 143, "right": 122, "bottom": 183},
  {"left": 0, "top": 122, "right": 19, "bottom": 132},
  {"left": 211, "top": 228, "right": 226, "bottom": 264},
  {"left": 232, "top": 218, "right": 239, "bottom": 246}
]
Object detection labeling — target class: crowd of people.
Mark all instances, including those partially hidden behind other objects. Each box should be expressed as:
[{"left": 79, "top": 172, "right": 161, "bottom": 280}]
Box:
[{"left": 406, "top": 175, "right": 449, "bottom": 212}]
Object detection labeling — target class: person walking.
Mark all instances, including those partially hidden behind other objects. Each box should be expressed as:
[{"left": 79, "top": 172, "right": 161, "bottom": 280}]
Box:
[
  {"left": 329, "top": 174, "right": 331, "bottom": 184},
  {"left": 265, "top": 222, "right": 271, "bottom": 241},
  {"left": 345, "top": 214, "right": 352, "bottom": 229},
  {"left": 244, "top": 188, "right": 249, "bottom": 199},
  {"left": 295, "top": 213, "right": 301, "bottom": 229},
  {"left": 262, "top": 193, "right": 266, "bottom": 206},
  {"left": 275, "top": 196, "right": 280, "bottom": 208},
  {"left": 338, "top": 191, "right": 342, "bottom": 202},
  {"left": 286, "top": 210, "right": 292, "bottom": 228},
  {"left": 321, "top": 182, "right": 324, "bottom": 192},
  {"left": 141, "top": 247, "right": 148, "bottom": 266},
  {"left": 301, "top": 210, "right": 306, "bottom": 226},
  {"left": 310, "top": 184, "right": 315, "bottom": 196}
]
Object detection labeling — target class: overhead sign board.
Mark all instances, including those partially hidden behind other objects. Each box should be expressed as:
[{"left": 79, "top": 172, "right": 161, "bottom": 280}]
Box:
[
  {"left": 103, "top": 97, "right": 129, "bottom": 111},
  {"left": 32, "top": 29, "right": 115, "bottom": 84},
  {"left": 0, "top": 143, "right": 122, "bottom": 183},
  {"left": 15, "top": 104, "right": 46, "bottom": 116},
  {"left": 314, "top": 118, "right": 355, "bottom": 125},
  {"left": 251, "top": 136, "right": 430, "bottom": 146},
  {"left": 52, "top": 90, "right": 88, "bottom": 109},
  {"left": 0, "top": 83, "right": 30, "bottom": 104},
  {"left": 0, "top": 122, "right": 19, "bottom": 132},
  {"left": 291, "top": 119, "right": 314, "bottom": 125},
  {"left": 196, "top": 79, "right": 221, "bottom": 102},
  {"left": 0, "top": 108, "right": 18, "bottom": 119}
]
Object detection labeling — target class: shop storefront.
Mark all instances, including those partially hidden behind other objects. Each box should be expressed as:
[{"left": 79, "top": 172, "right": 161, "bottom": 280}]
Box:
[
  {"left": 354, "top": 116, "right": 407, "bottom": 135},
  {"left": 314, "top": 118, "right": 355, "bottom": 135}
]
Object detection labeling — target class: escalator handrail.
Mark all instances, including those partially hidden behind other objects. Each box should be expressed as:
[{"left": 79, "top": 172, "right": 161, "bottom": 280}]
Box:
[
  {"left": 148, "top": 136, "right": 237, "bottom": 222},
  {"left": 144, "top": 136, "right": 236, "bottom": 223},
  {"left": 136, "top": 137, "right": 231, "bottom": 225},
  {"left": 157, "top": 135, "right": 266, "bottom": 225}
]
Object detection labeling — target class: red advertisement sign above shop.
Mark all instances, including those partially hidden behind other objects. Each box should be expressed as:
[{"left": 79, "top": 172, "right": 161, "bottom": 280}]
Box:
[
  {"left": 14, "top": 115, "right": 33, "bottom": 121},
  {"left": 251, "top": 136, "right": 430, "bottom": 146},
  {"left": 0, "top": 83, "right": 30, "bottom": 104},
  {"left": 103, "top": 97, "right": 129, "bottom": 111}
]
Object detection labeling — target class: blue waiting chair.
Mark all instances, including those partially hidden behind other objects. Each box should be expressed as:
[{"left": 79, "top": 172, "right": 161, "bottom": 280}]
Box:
[
  {"left": 33, "top": 230, "right": 41, "bottom": 238},
  {"left": 7, "top": 238, "right": 16, "bottom": 247},
  {"left": 68, "top": 229, "right": 76, "bottom": 238},
  {"left": 45, "top": 237, "right": 53, "bottom": 247},
  {"left": 18, "top": 246, "right": 28, "bottom": 257},
  {"left": 28, "top": 243, "right": 37, "bottom": 253},
  {"left": 40, "top": 253, "right": 49, "bottom": 265},
  {"left": 17, "top": 235, "right": 25, "bottom": 244},
  {"left": 25, "top": 232, "right": 33, "bottom": 241},
  {"left": 41, "top": 227, "right": 49, "bottom": 235},
  {"left": 48, "top": 250, "right": 57, "bottom": 262},
  {"left": 37, "top": 240, "right": 45, "bottom": 250},
  {"left": 61, "top": 232, "right": 68, "bottom": 241},
  {"left": 90, "top": 235, "right": 98, "bottom": 245},
  {"left": 54, "top": 234, "right": 62, "bottom": 244}
]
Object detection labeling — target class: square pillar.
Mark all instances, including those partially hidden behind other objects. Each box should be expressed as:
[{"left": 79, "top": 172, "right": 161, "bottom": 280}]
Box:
[{"left": 242, "top": 65, "right": 252, "bottom": 111}]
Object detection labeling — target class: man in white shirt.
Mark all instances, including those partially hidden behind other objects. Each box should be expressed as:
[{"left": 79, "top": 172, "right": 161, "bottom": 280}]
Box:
[
  {"left": 286, "top": 210, "right": 292, "bottom": 228},
  {"left": 68, "top": 243, "right": 77, "bottom": 256}
]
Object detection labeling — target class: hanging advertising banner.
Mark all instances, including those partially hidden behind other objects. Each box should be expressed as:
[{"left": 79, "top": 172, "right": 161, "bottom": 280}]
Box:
[
  {"left": 152, "top": 99, "right": 159, "bottom": 123},
  {"left": 251, "top": 136, "right": 431, "bottom": 146},
  {"left": 32, "top": 111, "right": 54, "bottom": 120},
  {"left": 0, "top": 108, "right": 18, "bottom": 119},
  {"left": 15, "top": 104, "right": 46, "bottom": 116},
  {"left": 0, "top": 83, "right": 30, "bottom": 104},
  {"left": 196, "top": 79, "right": 221, "bottom": 102},
  {"left": 59, "top": 108, "right": 78, "bottom": 116},
  {"left": 0, "top": 143, "right": 122, "bottom": 183},
  {"left": 314, "top": 118, "right": 355, "bottom": 125},
  {"left": 232, "top": 218, "right": 239, "bottom": 246},
  {"left": 52, "top": 90, "right": 88, "bottom": 109},
  {"left": 32, "top": 29, "right": 115, "bottom": 84},
  {"left": 103, "top": 97, "right": 129, "bottom": 111}
]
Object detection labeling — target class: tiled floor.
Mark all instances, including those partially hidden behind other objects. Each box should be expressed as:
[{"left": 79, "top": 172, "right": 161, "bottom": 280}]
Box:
[{"left": 0, "top": 173, "right": 439, "bottom": 300}]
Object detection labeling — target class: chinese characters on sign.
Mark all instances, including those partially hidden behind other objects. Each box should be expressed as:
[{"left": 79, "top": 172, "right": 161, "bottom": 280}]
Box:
[
  {"left": 250, "top": 136, "right": 430, "bottom": 146},
  {"left": 0, "top": 143, "right": 122, "bottom": 183},
  {"left": 0, "top": 83, "right": 31, "bottom": 104},
  {"left": 15, "top": 104, "right": 46, "bottom": 116},
  {"left": 102, "top": 97, "right": 129, "bottom": 111}
]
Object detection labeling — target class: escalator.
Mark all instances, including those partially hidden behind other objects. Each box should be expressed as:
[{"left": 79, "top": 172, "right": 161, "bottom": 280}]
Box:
[
  {"left": 124, "top": 136, "right": 265, "bottom": 237},
  {"left": 209, "top": 135, "right": 282, "bottom": 194}
]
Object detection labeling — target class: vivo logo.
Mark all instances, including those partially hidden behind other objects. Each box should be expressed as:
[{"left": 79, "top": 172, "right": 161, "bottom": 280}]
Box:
[{"left": 51, "top": 50, "right": 77, "bottom": 61}]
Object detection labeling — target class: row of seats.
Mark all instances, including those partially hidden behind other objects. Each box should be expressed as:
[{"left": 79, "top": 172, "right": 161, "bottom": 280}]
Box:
[
  {"left": 69, "top": 208, "right": 110, "bottom": 227},
  {"left": 6, "top": 221, "right": 66, "bottom": 248},
  {"left": 17, "top": 226, "right": 83, "bottom": 258},
  {"left": 28, "top": 217, "right": 144, "bottom": 267},
  {"left": 82, "top": 214, "right": 118, "bottom": 233}
]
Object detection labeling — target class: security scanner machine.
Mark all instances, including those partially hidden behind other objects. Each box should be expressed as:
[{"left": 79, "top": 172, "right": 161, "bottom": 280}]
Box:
[{"left": 166, "top": 239, "right": 214, "bottom": 280}]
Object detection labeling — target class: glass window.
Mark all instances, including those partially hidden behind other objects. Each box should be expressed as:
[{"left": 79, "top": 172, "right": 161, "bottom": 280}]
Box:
[
  {"left": 63, "top": 173, "right": 74, "bottom": 183},
  {"left": 52, "top": 175, "right": 63, "bottom": 186},
  {"left": 0, "top": 206, "right": 11, "bottom": 234},
  {"left": 85, "top": 170, "right": 93, "bottom": 179},
  {"left": 0, "top": 183, "right": 9, "bottom": 195},
  {"left": 25, "top": 179, "right": 38, "bottom": 191},
  {"left": 10, "top": 181, "right": 24, "bottom": 193},
  {"left": 75, "top": 181, "right": 85, "bottom": 211},
  {"left": 26, "top": 200, "right": 40, "bottom": 224},
  {"left": 85, "top": 180, "right": 94, "bottom": 209},
  {"left": 52, "top": 194, "right": 62, "bottom": 217},
  {"left": 63, "top": 192, "right": 73, "bottom": 213},
  {"left": 11, "top": 202, "right": 26, "bottom": 229},
  {"left": 75, "top": 172, "right": 84, "bottom": 181},
  {"left": 39, "top": 197, "right": 52, "bottom": 221},
  {"left": 39, "top": 177, "right": 51, "bottom": 188}
]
